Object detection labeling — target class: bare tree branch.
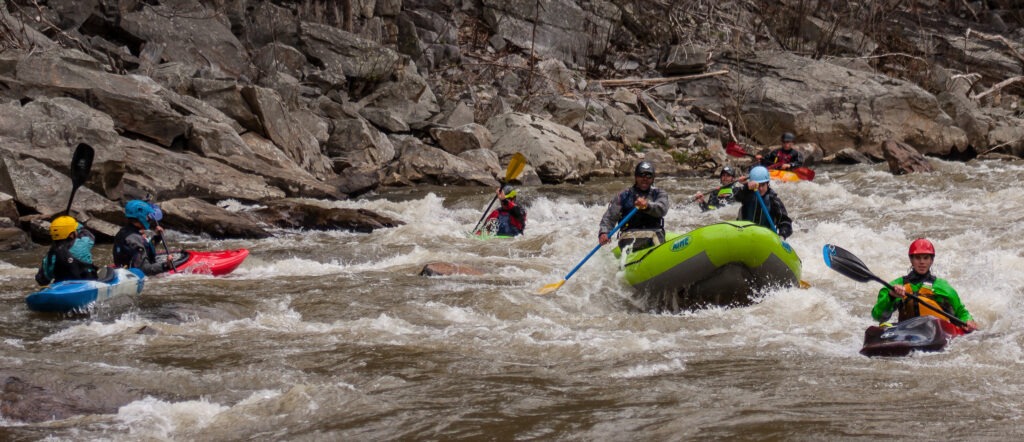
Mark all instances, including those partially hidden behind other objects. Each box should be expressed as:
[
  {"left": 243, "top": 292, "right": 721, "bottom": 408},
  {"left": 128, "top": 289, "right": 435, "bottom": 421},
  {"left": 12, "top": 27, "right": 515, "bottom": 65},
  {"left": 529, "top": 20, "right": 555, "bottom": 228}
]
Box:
[
  {"left": 597, "top": 69, "right": 730, "bottom": 88},
  {"left": 971, "top": 75, "right": 1024, "bottom": 101}
]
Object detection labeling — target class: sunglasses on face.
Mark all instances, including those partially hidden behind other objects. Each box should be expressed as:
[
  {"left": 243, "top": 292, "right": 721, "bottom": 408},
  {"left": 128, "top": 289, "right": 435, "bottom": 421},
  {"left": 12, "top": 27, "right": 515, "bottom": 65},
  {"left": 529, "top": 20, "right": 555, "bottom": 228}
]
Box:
[{"left": 637, "top": 173, "right": 654, "bottom": 178}]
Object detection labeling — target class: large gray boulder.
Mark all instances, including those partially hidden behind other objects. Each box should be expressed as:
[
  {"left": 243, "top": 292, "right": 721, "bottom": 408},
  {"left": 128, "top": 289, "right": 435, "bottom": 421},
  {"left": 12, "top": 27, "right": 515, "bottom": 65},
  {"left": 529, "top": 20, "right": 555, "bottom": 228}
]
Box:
[
  {"left": 119, "top": 0, "right": 250, "bottom": 78},
  {"left": 687, "top": 52, "right": 968, "bottom": 157},
  {"left": 481, "top": 0, "right": 620, "bottom": 68},
  {"left": 486, "top": 112, "right": 597, "bottom": 183}
]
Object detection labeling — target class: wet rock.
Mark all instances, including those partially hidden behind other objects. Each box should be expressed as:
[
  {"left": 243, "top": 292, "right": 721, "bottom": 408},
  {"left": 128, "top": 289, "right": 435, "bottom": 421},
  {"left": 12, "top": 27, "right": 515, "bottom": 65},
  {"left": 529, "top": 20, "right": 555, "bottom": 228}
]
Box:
[
  {"left": 254, "top": 199, "right": 403, "bottom": 233},
  {"left": 160, "top": 197, "right": 271, "bottom": 239},
  {"left": 0, "top": 376, "right": 120, "bottom": 423},
  {"left": 883, "top": 139, "right": 933, "bottom": 175},
  {"left": 832, "top": 148, "right": 874, "bottom": 164},
  {"left": 0, "top": 227, "right": 31, "bottom": 251},
  {"left": 420, "top": 262, "right": 485, "bottom": 277}
]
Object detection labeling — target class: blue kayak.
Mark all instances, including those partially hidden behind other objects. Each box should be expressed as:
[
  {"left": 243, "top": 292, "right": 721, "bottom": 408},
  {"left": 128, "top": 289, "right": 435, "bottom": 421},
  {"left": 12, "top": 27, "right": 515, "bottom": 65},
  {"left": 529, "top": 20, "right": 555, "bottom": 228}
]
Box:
[{"left": 26, "top": 268, "right": 146, "bottom": 313}]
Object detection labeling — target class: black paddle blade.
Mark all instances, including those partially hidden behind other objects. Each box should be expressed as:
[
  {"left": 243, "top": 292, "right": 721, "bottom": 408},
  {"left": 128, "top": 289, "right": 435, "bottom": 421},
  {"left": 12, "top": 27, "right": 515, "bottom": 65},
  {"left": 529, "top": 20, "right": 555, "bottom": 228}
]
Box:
[
  {"left": 64, "top": 143, "right": 95, "bottom": 214},
  {"left": 822, "top": 244, "right": 882, "bottom": 284},
  {"left": 71, "top": 143, "right": 95, "bottom": 188}
]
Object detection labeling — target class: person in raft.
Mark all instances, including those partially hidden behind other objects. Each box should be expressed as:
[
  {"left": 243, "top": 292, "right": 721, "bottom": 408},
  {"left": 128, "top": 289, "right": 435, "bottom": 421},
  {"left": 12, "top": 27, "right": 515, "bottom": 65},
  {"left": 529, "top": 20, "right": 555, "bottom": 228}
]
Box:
[
  {"left": 35, "top": 215, "right": 98, "bottom": 285},
  {"left": 756, "top": 132, "right": 804, "bottom": 170},
  {"left": 598, "top": 161, "right": 670, "bottom": 251},
  {"left": 481, "top": 185, "right": 526, "bottom": 237},
  {"left": 871, "top": 238, "right": 978, "bottom": 332},
  {"left": 113, "top": 199, "right": 173, "bottom": 276},
  {"left": 733, "top": 166, "right": 793, "bottom": 239},
  {"left": 694, "top": 166, "right": 740, "bottom": 212}
]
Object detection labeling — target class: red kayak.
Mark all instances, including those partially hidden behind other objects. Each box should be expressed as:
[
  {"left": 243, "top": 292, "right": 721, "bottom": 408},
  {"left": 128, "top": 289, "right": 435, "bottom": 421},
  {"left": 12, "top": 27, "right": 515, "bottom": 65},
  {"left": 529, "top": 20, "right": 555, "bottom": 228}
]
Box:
[
  {"left": 155, "top": 249, "right": 249, "bottom": 276},
  {"left": 860, "top": 316, "right": 967, "bottom": 357}
]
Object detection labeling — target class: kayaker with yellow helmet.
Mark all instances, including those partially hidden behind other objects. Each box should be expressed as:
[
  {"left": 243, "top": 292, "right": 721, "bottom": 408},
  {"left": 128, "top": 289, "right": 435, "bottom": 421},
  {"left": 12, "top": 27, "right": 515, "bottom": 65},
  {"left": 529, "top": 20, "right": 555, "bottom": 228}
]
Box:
[
  {"left": 482, "top": 185, "right": 526, "bottom": 237},
  {"left": 34, "top": 215, "right": 98, "bottom": 285},
  {"left": 872, "top": 238, "right": 978, "bottom": 332}
]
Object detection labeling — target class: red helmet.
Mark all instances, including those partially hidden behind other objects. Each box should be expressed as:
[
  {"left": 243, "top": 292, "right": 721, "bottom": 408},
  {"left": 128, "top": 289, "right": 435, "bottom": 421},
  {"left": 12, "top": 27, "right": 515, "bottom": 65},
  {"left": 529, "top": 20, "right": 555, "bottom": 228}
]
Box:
[{"left": 908, "top": 238, "right": 935, "bottom": 256}]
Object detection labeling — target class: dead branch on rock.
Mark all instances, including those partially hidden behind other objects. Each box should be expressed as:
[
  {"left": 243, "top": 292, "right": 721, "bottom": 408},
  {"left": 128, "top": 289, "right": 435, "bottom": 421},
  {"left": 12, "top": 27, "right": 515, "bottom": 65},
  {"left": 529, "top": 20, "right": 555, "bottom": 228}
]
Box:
[
  {"left": 829, "top": 52, "right": 929, "bottom": 64},
  {"left": 965, "top": 28, "right": 1024, "bottom": 67},
  {"left": 977, "top": 137, "right": 1023, "bottom": 156},
  {"left": 695, "top": 106, "right": 737, "bottom": 142},
  {"left": 598, "top": 70, "right": 729, "bottom": 88},
  {"left": 971, "top": 75, "right": 1024, "bottom": 101}
]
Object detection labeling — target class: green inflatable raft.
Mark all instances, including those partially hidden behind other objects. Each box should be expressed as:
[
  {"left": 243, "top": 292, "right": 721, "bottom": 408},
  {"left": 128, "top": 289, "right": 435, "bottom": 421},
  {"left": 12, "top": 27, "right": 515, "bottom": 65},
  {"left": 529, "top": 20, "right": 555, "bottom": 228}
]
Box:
[{"left": 615, "top": 221, "right": 802, "bottom": 311}]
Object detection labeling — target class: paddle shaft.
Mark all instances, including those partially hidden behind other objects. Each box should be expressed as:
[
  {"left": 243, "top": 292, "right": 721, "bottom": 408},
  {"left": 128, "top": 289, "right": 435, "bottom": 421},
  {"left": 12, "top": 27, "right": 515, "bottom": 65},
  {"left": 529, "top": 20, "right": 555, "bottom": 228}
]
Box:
[
  {"left": 752, "top": 188, "right": 778, "bottom": 233},
  {"left": 560, "top": 207, "right": 639, "bottom": 282},
  {"left": 472, "top": 195, "right": 499, "bottom": 234}
]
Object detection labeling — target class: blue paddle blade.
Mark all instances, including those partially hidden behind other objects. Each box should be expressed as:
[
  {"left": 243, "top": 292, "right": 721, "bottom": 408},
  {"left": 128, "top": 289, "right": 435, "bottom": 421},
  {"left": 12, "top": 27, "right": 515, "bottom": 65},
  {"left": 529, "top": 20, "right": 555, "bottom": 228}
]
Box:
[{"left": 822, "top": 244, "right": 834, "bottom": 268}]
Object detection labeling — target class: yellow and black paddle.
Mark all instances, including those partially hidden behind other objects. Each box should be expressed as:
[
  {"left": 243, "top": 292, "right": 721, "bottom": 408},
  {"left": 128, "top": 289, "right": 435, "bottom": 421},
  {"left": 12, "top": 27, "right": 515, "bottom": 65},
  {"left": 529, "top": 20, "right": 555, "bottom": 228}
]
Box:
[{"left": 471, "top": 153, "right": 527, "bottom": 235}]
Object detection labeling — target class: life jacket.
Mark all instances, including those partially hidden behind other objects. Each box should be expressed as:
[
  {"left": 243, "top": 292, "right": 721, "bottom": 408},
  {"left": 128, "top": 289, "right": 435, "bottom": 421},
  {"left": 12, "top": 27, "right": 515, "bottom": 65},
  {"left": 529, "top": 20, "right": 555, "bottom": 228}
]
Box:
[
  {"left": 769, "top": 148, "right": 800, "bottom": 167},
  {"left": 113, "top": 225, "right": 156, "bottom": 268},
  {"left": 708, "top": 185, "right": 734, "bottom": 209},
  {"left": 618, "top": 186, "right": 664, "bottom": 231},
  {"left": 35, "top": 240, "right": 97, "bottom": 285},
  {"left": 486, "top": 202, "right": 526, "bottom": 236},
  {"left": 897, "top": 277, "right": 955, "bottom": 322}
]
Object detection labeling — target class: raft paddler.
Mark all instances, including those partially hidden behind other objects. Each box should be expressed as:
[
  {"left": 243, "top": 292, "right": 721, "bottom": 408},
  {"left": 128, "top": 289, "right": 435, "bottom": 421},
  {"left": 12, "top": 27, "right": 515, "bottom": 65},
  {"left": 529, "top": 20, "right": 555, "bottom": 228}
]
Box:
[
  {"left": 872, "top": 238, "right": 978, "bottom": 332},
  {"left": 734, "top": 166, "right": 793, "bottom": 239},
  {"left": 598, "top": 161, "right": 669, "bottom": 251}
]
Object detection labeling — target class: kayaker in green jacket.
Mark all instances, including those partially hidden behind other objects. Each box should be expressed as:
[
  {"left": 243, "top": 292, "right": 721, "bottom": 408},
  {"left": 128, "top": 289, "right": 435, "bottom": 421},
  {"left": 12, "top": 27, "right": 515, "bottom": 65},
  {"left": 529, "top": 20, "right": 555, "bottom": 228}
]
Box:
[
  {"left": 871, "top": 238, "right": 978, "bottom": 332},
  {"left": 694, "top": 166, "right": 740, "bottom": 211}
]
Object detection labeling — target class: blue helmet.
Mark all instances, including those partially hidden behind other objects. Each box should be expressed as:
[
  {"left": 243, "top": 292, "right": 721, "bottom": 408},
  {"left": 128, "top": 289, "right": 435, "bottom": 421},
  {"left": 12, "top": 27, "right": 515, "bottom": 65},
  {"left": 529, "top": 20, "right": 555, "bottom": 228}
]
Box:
[
  {"left": 125, "top": 199, "right": 156, "bottom": 229},
  {"left": 749, "top": 166, "right": 771, "bottom": 183}
]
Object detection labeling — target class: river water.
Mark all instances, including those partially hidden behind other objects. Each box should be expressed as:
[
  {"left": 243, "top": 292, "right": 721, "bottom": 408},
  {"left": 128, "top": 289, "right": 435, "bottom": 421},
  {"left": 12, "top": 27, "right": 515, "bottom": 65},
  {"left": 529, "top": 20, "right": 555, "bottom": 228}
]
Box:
[{"left": 2, "top": 159, "right": 1024, "bottom": 440}]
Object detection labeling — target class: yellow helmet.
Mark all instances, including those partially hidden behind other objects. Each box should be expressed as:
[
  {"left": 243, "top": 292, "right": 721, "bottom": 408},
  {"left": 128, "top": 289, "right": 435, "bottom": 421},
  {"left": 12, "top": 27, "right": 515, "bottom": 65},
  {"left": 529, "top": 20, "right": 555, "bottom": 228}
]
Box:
[{"left": 50, "top": 216, "right": 79, "bottom": 241}]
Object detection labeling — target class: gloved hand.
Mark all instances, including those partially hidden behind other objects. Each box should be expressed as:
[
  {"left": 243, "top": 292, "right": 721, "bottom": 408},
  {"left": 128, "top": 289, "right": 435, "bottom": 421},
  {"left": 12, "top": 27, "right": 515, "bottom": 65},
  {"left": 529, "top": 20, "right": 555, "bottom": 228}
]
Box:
[{"left": 151, "top": 234, "right": 163, "bottom": 245}]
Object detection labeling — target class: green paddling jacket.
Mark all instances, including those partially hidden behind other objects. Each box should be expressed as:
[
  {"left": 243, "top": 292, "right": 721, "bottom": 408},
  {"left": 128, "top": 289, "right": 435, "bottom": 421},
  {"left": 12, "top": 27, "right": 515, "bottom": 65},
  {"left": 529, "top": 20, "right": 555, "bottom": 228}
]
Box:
[{"left": 871, "top": 271, "right": 974, "bottom": 323}]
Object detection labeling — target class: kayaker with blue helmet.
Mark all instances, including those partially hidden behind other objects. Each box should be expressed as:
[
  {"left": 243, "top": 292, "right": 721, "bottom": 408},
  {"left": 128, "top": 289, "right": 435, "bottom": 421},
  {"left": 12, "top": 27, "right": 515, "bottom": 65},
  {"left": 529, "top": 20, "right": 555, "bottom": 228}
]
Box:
[
  {"left": 113, "top": 199, "right": 173, "bottom": 275},
  {"left": 756, "top": 132, "right": 804, "bottom": 170},
  {"left": 35, "top": 215, "right": 98, "bottom": 285},
  {"left": 598, "top": 161, "right": 670, "bottom": 251},
  {"left": 872, "top": 238, "right": 978, "bottom": 332},
  {"left": 694, "top": 166, "right": 740, "bottom": 212},
  {"left": 734, "top": 166, "right": 793, "bottom": 238},
  {"left": 481, "top": 185, "right": 526, "bottom": 236}
]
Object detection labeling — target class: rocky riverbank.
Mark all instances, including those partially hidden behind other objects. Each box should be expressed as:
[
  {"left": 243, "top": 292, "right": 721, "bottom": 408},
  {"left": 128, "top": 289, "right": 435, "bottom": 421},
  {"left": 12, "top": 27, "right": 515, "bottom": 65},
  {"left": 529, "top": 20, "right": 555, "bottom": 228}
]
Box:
[{"left": 0, "top": 0, "right": 1021, "bottom": 249}]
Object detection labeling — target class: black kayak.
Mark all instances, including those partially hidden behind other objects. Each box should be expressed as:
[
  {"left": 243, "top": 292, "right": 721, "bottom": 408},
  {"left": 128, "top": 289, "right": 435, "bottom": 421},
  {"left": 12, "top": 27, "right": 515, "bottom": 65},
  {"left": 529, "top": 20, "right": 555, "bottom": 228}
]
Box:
[{"left": 860, "top": 316, "right": 966, "bottom": 357}]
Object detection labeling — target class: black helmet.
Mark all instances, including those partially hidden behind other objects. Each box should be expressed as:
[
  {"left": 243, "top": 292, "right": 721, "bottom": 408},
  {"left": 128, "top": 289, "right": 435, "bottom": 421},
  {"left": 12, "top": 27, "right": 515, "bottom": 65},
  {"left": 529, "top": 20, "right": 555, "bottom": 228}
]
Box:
[
  {"left": 501, "top": 184, "right": 518, "bottom": 199},
  {"left": 634, "top": 161, "right": 655, "bottom": 177},
  {"left": 781, "top": 132, "right": 796, "bottom": 142},
  {"left": 721, "top": 166, "right": 736, "bottom": 177}
]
